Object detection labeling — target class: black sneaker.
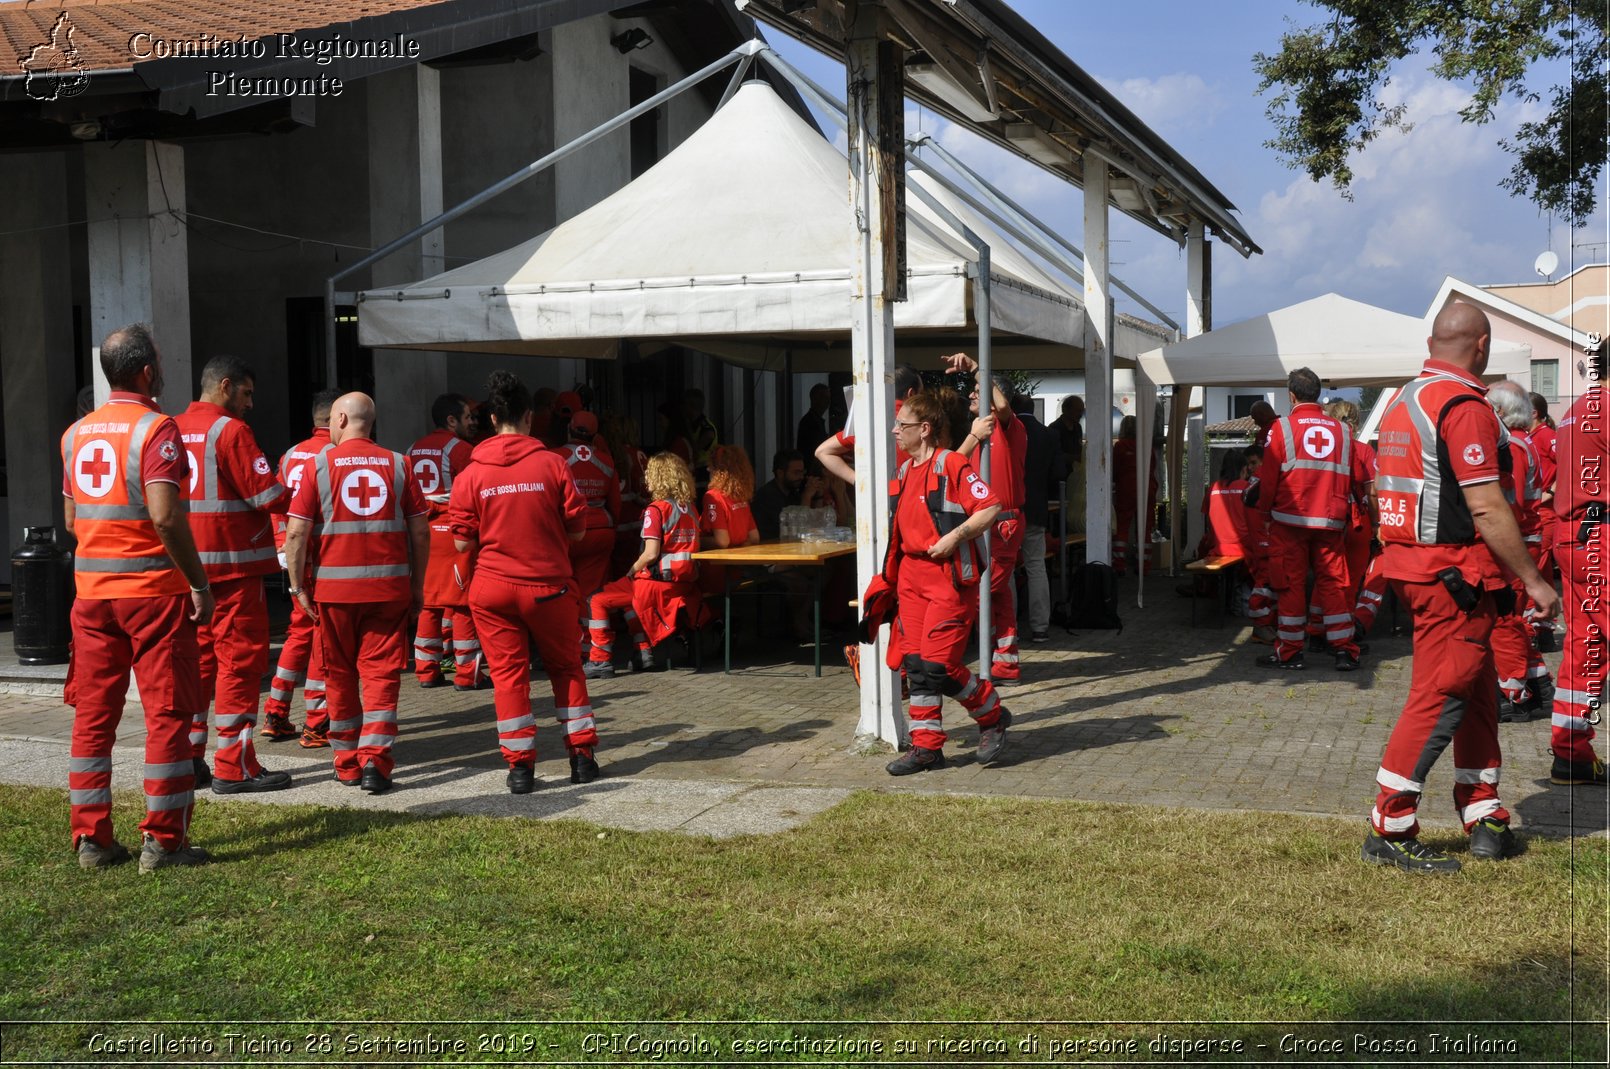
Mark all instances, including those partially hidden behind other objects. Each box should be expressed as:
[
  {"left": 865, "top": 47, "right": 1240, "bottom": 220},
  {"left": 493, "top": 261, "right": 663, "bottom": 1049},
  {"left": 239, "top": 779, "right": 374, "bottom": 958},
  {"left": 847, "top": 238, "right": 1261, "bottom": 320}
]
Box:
[
  {"left": 507, "top": 765, "right": 536, "bottom": 794},
  {"left": 1468, "top": 817, "right": 1521, "bottom": 860},
  {"left": 454, "top": 677, "right": 494, "bottom": 693},
  {"left": 1335, "top": 651, "right": 1360, "bottom": 672},
  {"left": 419, "top": 676, "right": 450, "bottom": 690},
  {"left": 583, "top": 660, "right": 615, "bottom": 680},
  {"left": 1360, "top": 831, "right": 1461, "bottom": 873},
  {"left": 885, "top": 745, "right": 945, "bottom": 776},
  {"left": 138, "top": 835, "right": 211, "bottom": 874},
  {"left": 212, "top": 769, "right": 293, "bottom": 795},
  {"left": 1256, "top": 652, "right": 1304, "bottom": 671},
  {"left": 1550, "top": 752, "right": 1608, "bottom": 786},
  {"left": 1498, "top": 692, "right": 1528, "bottom": 723},
  {"left": 977, "top": 709, "right": 1012, "bottom": 765},
  {"left": 1524, "top": 677, "right": 1556, "bottom": 716},
  {"left": 569, "top": 748, "right": 600, "bottom": 784},
  {"left": 191, "top": 757, "right": 212, "bottom": 788},
  {"left": 360, "top": 766, "right": 393, "bottom": 794},
  {"left": 77, "top": 838, "right": 132, "bottom": 870},
  {"left": 334, "top": 771, "right": 361, "bottom": 788}
]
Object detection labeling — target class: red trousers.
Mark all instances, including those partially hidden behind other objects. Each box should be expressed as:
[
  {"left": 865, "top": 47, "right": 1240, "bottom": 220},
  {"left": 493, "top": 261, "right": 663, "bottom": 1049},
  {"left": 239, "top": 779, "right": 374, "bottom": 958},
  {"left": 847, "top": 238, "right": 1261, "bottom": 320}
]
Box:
[
  {"left": 1552, "top": 536, "right": 1605, "bottom": 764},
  {"left": 1353, "top": 554, "right": 1389, "bottom": 631},
  {"left": 195, "top": 576, "right": 270, "bottom": 779},
  {"left": 1245, "top": 534, "right": 1275, "bottom": 627},
  {"left": 1317, "top": 525, "right": 1371, "bottom": 636},
  {"left": 469, "top": 576, "right": 597, "bottom": 768},
  {"left": 1492, "top": 544, "right": 1552, "bottom": 704},
  {"left": 1268, "top": 524, "right": 1356, "bottom": 661},
  {"left": 264, "top": 592, "right": 327, "bottom": 730},
  {"left": 587, "top": 576, "right": 651, "bottom": 663},
  {"left": 319, "top": 601, "right": 408, "bottom": 779},
  {"left": 414, "top": 607, "right": 484, "bottom": 687},
  {"left": 894, "top": 556, "right": 1005, "bottom": 751},
  {"left": 569, "top": 527, "right": 615, "bottom": 601},
  {"left": 1372, "top": 579, "right": 1505, "bottom": 838},
  {"left": 987, "top": 517, "right": 1024, "bottom": 680},
  {"left": 65, "top": 594, "right": 202, "bottom": 851}
]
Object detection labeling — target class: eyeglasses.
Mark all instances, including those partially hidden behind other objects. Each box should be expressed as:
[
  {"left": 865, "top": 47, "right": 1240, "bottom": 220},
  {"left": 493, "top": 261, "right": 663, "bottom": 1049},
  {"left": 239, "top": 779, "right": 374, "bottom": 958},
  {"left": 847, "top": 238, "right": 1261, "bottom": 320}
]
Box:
[{"left": 894, "top": 420, "right": 924, "bottom": 429}]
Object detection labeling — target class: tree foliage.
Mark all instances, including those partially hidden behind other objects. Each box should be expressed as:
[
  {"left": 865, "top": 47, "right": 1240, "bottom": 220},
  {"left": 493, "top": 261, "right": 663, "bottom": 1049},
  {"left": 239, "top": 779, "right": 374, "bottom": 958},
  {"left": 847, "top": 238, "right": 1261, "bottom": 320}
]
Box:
[{"left": 1254, "top": 1, "right": 1608, "bottom": 225}]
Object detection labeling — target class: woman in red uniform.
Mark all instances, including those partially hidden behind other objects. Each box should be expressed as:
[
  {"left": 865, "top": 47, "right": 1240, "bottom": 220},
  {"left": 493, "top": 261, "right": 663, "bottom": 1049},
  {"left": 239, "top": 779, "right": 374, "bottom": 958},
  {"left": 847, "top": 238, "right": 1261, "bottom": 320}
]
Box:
[
  {"left": 878, "top": 390, "right": 1011, "bottom": 775},
  {"left": 699, "top": 444, "right": 760, "bottom": 598},
  {"left": 585, "top": 453, "right": 706, "bottom": 678},
  {"left": 1197, "top": 449, "right": 1253, "bottom": 559},
  {"left": 448, "top": 371, "right": 600, "bottom": 793},
  {"left": 600, "top": 413, "right": 649, "bottom": 580}
]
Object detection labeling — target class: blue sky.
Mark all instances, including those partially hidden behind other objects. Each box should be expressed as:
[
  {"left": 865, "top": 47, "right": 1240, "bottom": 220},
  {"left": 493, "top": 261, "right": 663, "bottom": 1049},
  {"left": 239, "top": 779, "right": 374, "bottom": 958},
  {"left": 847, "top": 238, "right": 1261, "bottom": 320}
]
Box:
[{"left": 763, "top": 0, "right": 1607, "bottom": 328}]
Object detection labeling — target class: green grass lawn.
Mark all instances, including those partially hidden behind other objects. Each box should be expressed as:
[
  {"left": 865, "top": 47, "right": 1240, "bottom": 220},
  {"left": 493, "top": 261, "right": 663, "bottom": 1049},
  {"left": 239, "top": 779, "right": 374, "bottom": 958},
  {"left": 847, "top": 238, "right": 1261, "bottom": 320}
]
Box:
[{"left": 1, "top": 784, "right": 1604, "bottom": 1065}]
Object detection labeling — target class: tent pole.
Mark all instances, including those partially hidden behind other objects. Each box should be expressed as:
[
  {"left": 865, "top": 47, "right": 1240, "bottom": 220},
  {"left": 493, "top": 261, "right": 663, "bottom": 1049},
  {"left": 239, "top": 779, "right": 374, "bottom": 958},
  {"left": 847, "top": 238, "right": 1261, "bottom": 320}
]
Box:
[
  {"left": 846, "top": 1, "right": 904, "bottom": 751},
  {"left": 974, "top": 248, "right": 994, "bottom": 681},
  {"left": 916, "top": 135, "right": 1179, "bottom": 331},
  {"left": 1083, "top": 160, "right": 1114, "bottom": 568},
  {"left": 332, "top": 42, "right": 756, "bottom": 294}
]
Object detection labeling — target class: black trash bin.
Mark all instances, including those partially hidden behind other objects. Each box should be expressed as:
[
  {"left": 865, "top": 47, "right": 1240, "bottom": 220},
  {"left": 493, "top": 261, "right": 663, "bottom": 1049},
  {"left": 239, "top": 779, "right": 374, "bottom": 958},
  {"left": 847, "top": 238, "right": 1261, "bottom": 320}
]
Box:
[{"left": 12, "top": 526, "right": 72, "bottom": 665}]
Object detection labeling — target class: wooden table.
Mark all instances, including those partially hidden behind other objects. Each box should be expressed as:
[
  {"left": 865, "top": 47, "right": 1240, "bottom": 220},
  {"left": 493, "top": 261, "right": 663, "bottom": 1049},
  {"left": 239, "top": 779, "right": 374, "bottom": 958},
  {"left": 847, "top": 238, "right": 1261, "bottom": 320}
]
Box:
[{"left": 692, "top": 540, "right": 857, "bottom": 676}]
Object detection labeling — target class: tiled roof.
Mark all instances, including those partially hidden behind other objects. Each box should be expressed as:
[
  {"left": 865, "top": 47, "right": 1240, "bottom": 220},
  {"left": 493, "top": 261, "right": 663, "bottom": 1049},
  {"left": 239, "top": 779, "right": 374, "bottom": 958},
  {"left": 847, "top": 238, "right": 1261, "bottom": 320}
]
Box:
[
  {"left": 2, "top": 0, "right": 455, "bottom": 75},
  {"left": 1204, "top": 415, "right": 1258, "bottom": 436}
]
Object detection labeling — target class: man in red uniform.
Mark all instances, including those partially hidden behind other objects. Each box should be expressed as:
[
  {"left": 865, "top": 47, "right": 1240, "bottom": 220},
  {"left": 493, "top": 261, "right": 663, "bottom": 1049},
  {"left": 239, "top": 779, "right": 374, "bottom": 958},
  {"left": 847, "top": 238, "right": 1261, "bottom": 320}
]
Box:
[
  {"left": 263, "top": 389, "right": 340, "bottom": 746},
  {"left": 1486, "top": 382, "right": 1557, "bottom": 721},
  {"left": 408, "top": 394, "right": 482, "bottom": 690},
  {"left": 561, "top": 410, "right": 619, "bottom": 601},
  {"left": 944, "top": 354, "right": 1028, "bottom": 682},
  {"left": 62, "top": 324, "right": 215, "bottom": 872},
  {"left": 283, "top": 393, "right": 429, "bottom": 793},
  {"left": 1250, "top": 368, "right": 1367, "bottom": 670},
  {"left": 177, "top": 356, "right": 293, "bottom": 793},
  {"left": 1548, "top": 342, "right": 1607, "bottom": 785},
  {"left": 1364, "top": 303, "right": 1561, "bottom": 873}
]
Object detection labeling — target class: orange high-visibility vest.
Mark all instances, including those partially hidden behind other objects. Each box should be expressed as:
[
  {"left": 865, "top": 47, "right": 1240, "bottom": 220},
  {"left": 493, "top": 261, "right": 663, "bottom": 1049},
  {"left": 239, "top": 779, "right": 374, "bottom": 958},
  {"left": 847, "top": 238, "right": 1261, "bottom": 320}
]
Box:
[{"left": 61, "top": 400, "right": 187, "bottom": 598}]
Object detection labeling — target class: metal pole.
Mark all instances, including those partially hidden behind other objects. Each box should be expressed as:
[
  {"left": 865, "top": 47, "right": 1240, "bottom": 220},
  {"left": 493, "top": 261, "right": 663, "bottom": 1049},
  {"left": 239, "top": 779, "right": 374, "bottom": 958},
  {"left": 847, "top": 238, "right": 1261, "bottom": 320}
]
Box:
[
  {"left": 974, "top": 246, "right": 994, "bottom": 681},
  {"left": 918, "top": 135, "right": 1179, "bottom": 330},
  {"left": 331, "top": 42, "right": 755, "bottom": 294}
]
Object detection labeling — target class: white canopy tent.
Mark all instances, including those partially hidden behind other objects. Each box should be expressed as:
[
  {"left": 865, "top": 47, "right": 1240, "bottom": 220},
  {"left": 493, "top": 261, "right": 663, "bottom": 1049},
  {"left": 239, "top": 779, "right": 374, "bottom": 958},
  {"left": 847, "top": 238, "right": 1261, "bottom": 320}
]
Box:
[
  {"left": 357, "top": 80, "right": 1089, "bottom": 367},
  {"left": 1130, "top": 292, "right": 1532, "bottom": 603},
  {"left": 1135, "top": 293, "right": 1533, "bottom": 388}
]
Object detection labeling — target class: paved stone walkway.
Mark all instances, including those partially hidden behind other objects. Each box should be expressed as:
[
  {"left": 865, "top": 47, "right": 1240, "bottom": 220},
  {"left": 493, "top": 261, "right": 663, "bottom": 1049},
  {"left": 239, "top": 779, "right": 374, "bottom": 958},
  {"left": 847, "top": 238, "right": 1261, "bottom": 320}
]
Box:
[{"left": 3, "top": 581, "right": 1604, "bottom": 838}]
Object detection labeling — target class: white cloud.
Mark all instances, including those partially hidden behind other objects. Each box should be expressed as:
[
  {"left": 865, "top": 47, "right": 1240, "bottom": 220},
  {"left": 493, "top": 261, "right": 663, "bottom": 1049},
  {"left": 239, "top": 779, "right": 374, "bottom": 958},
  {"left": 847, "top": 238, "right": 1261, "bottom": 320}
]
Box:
[{"left": 1095, "top": 72, "right": 1226, "bottom": 136}]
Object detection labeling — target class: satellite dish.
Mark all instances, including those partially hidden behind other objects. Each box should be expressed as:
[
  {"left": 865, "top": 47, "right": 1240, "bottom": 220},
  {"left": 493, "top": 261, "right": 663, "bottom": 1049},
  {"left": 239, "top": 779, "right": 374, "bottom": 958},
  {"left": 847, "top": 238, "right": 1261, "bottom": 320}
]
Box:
[{"left": 1535, "top": 251, "right": 1559, "bottom": 278}]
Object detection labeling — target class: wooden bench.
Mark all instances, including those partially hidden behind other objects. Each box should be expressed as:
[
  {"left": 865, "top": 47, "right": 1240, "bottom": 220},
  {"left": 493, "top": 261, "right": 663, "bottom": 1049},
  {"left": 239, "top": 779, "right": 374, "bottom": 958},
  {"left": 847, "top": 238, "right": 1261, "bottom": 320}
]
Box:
[{"left": 1184, "top": 554, "right": 1245, "bottom": 625}]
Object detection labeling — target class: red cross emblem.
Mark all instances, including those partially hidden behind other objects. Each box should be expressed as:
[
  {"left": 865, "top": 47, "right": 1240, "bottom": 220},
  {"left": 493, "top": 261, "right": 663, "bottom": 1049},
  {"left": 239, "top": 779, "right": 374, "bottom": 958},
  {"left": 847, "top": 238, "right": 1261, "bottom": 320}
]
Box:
[
  {"left": 574, "top": 444, "right": 592, "bottom": 463},
  {"left": 412, "top": 456, "right": 441, "bottom": 495},
  {"left": 75, "top": 439, "right": 116, "bottom": 498},
  {"left": 341, "top": 468, "right": 389, "bottom": 516},
  {"left": 1302, "top": 425, "right": 1336, "bottom": 459}
]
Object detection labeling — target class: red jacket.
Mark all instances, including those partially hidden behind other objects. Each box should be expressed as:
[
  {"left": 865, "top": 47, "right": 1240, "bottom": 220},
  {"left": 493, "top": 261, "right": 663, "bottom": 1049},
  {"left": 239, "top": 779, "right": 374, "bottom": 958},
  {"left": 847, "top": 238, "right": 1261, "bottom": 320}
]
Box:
[
  {"left": 969, "top": 406, "right": 1027, "bottom": 513},
  {"left": 288, "top": 436, "right": 426, "bottom": 603},
  {"left": 561, "top": 441, "right": 621, "bottom": 531},
  {"left": 638, "top": 499, "right": 700, "bottom": 582},
  {"left": 1375, "top": 360, "right": 1509, "bottom": 586},
  {"left": 1199, "top": 478, "right": 1251, "bottom": 558},
  {"left": 1553, "top": 385, "right": 1606, "bottom": 541},
  {"left": 176, "top": 401, "right": 288, "bottom": 581},
  {"left": 448, "top": 433, "right": 587, "bottom": 588},
  {"left": 274, "top": 427, "right": 332, "bottom": 552},
  {"left": 408, "top": 428, "right": 475, "bottom": 513},
  {"left": 892, "top": 448, "right": 998, "bottom": 587},
  {"left": 1254, "top": 402, "right": 1362, "bottom": 532},
  {"left": 1500, "top": 429, "right": 1544, "bottom": 544}
]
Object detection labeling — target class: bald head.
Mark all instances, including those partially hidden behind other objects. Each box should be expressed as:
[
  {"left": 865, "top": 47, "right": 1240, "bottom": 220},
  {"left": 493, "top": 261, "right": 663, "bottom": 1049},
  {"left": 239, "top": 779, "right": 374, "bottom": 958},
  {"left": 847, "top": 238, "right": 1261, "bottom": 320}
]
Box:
[
  {"left": 1428, "top": 302, "right": 1492, "bottom": 374},
  {"left": 330, "top": 391, "right": 376, "bottom": 444}
]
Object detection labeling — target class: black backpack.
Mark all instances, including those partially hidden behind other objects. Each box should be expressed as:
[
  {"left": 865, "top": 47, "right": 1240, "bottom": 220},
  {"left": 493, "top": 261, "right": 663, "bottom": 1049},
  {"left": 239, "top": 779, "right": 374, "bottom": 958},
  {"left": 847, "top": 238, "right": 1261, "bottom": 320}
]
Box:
[{"left": 1062, "top": 560, "right": 1123, "bottom": 632}]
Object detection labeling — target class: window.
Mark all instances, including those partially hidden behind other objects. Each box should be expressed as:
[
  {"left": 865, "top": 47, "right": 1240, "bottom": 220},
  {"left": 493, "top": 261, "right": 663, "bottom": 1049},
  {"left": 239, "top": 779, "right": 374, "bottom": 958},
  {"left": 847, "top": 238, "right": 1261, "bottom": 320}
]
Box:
[
  {"left": 1532, "top": 359, "right": 1558, "bottom": 401},
  {"left": 1231, "top": 395, "right": 1263, "bottom": 420}
]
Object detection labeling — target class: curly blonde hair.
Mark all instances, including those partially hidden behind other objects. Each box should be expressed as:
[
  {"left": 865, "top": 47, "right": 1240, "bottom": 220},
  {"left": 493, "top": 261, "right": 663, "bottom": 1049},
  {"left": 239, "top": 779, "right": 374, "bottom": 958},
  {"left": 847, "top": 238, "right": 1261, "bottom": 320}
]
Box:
[
  {"left": 644, "top": 452, "right": 696, "bottom": 508},
  {"left": 706, "top": 444, "right": 755, "bottom": 504},
  {"left": 1325, "top": 400, "right": 1361, "bottom": 432}
]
